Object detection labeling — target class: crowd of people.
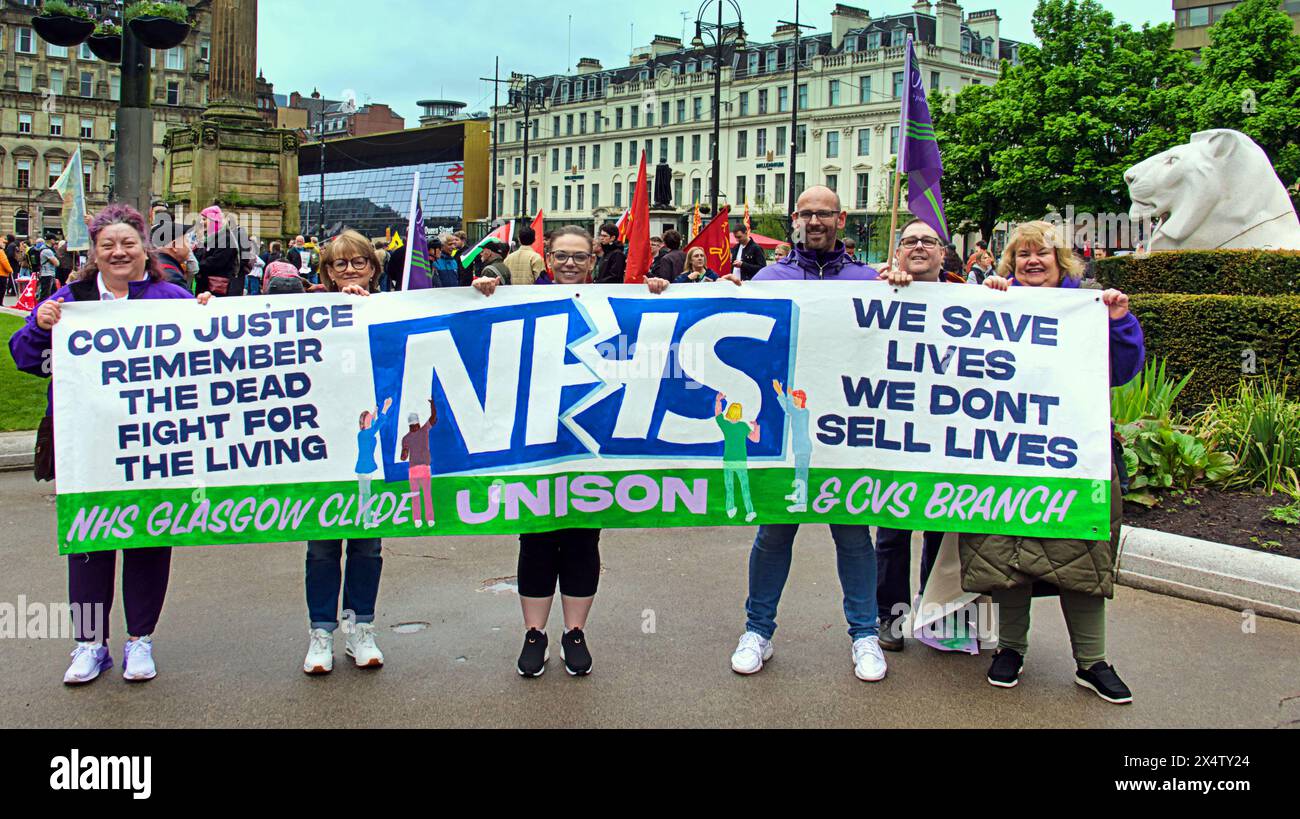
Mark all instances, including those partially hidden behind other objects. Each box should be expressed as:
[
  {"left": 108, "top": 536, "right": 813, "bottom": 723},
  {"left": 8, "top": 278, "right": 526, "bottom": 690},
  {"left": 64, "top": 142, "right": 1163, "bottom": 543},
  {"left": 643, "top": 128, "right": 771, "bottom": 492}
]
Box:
[{"left": 8, "top": 186, "right": 1143, "bottom": 706}]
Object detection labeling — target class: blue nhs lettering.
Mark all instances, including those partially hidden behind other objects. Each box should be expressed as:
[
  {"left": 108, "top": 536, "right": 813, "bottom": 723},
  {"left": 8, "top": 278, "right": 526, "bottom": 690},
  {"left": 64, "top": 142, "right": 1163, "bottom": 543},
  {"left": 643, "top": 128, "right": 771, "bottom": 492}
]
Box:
[{"left": 367, "top": 297, "right": 794, "bottom": 477}]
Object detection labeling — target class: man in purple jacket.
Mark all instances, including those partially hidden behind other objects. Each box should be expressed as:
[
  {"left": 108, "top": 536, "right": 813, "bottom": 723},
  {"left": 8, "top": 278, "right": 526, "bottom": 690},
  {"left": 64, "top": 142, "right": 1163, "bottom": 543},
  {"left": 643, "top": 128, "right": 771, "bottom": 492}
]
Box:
[{"left": 719, "top": 186, "right": 888, "bottom": 683}]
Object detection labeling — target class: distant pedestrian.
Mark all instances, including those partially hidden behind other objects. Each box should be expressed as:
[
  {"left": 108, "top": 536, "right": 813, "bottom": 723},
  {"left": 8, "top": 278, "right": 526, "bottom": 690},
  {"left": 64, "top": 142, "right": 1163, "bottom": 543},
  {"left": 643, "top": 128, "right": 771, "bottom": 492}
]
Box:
[
  {"left": 651, "top": 229, "right": 685, "bottom": 280},
  {"left": 593, "top": 223, "right": 626, "bottom": 283}
]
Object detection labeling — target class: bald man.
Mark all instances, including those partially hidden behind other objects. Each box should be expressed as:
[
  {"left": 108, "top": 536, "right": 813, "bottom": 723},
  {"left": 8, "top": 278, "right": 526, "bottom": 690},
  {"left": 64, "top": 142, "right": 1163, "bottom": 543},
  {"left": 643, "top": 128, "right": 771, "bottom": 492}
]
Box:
[{"left": 745, "top": 186, "right": 878, "bottom": 282}]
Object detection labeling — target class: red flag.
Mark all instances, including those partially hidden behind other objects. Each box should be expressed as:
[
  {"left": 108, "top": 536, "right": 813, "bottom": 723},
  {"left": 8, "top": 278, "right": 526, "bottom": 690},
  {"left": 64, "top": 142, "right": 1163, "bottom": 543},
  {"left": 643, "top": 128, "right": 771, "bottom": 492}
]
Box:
[
  {"left": 685, "top": 207, "right": 732, "bottom": 274},
  {"left": 530, "top": 210, "right": 545, "bottom": 256},
  {"left": 623, "top": 151, "right": 651, "bottom": 283},
  {"left": 14, "top": 276, "right": 38, "bottom": 312}
]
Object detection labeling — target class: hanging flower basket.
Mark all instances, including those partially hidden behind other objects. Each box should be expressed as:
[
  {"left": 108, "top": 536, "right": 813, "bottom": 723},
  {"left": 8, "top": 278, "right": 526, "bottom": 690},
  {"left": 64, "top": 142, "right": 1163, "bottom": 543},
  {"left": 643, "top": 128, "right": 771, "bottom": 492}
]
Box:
[
  {"left": 127, "top": 15, "right": 190, "bottom": 50},
  {"left": 32, "top": 14, "right": 95, "bottom": 47},
  {"left": 87, "top": 30, "right": 122, "bottom": 63}
]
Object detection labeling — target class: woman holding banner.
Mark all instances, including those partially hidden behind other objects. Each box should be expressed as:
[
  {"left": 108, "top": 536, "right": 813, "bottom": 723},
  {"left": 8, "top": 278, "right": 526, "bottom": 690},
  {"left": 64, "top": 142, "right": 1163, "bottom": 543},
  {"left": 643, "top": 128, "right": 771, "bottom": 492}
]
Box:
[
  {"left": 8, "top": 203, "right": 207, "bottom": 685},
  {"left": 302, "top": 230, "right": 390, "bottom": 676},
  {"left": 674, "top": 247, "right": 719, "bottom": 283},
  {"left": 963, "top": 220, "right": 1144, "bottom": 704},
  {"left": 472, "top": 225, "right": 601, "bottom": 677}
]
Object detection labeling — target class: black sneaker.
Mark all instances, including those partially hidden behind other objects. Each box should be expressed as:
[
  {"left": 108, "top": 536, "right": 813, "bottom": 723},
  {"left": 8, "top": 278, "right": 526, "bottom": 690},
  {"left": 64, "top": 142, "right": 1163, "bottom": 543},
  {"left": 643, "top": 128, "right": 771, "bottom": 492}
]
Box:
[
  {"left": 878, "top": 616, "right": 904, "bottom": 652},
  {"left": 560, "top": 628, "right": 593, "bottom": 676},
  {"left": 517, "top": 628, "right": 548, "bottom": 677},
  {"left": 1075, "top": 662, "right": 1133, "bottom": 704},
  {"left": 986, "top": 648, "right": 1024, "bottom": 688}
]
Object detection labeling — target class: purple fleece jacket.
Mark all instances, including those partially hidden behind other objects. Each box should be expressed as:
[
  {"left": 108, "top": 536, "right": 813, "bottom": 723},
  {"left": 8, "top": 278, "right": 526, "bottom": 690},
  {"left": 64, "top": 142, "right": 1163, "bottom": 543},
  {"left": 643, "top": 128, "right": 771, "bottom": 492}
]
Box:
[
  {"left": 9, "top": 278, "right": 194, "bottom": 411},
  {"left": 1009, "top": 275, "right": 1145, "bottom": 387},
  {"left": 754, "top": 241, "right": 879, "bottom": 281}
]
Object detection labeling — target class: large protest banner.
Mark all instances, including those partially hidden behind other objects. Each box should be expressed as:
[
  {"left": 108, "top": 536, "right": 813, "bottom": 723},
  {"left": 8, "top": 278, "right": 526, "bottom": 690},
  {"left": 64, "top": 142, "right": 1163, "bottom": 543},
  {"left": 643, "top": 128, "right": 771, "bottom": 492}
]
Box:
[{"left": 52, "top": 282, "right": 1112, "bottom": 554}]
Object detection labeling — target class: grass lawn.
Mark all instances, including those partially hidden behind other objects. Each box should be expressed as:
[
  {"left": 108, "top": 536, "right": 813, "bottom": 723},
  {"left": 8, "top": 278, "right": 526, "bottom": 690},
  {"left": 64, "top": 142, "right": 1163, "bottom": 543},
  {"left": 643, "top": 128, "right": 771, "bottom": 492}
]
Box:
[{"left": 0, "top": 313, "right": 47, "bottom": 432}]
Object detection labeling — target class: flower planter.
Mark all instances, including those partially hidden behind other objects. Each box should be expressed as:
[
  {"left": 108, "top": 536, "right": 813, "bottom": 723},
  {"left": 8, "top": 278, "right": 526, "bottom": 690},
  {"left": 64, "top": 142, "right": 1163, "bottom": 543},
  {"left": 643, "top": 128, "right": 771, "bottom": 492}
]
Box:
[
  {"left": 128, "top": 15, "right": 190, "bottom": 50},
  {"left": 32, "top": 14, "right": 95, "bottom": 47},
  {"left": 86, "top": 33, "right": 122, "bottom": 63}
]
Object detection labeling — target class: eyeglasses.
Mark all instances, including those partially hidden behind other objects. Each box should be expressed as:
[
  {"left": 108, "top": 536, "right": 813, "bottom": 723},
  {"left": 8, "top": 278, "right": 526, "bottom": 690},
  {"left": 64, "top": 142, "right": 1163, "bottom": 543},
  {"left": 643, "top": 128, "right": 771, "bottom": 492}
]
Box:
[
  {"left": 898, "top": 237, "right": 942, "bottom": 249},
  {"left": 550, "top": 251, "right": 593, "bottom": 265},
  {"left": 330, "top": 256, "right": 370, "bottom": 273},
  {"left": 795, "top": 209, "right": 840, "bottom": 222}
]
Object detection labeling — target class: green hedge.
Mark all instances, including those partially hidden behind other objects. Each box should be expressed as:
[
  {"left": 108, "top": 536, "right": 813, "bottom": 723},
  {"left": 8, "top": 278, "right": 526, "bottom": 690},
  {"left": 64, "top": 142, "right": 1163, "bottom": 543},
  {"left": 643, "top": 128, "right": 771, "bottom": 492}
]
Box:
[
  {"left": 1096, "top": 250, "right": 1300, "bottom": 296},
  {"left": 1129, "top": 295, "right": 1300, "bottom": 410}
]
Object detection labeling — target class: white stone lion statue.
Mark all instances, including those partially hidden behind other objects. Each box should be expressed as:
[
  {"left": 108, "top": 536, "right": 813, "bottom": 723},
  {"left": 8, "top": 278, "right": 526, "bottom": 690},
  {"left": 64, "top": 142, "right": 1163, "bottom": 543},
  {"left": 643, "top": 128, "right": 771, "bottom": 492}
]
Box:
[{"left": 1125, "top": 129, "right": 1300, "bottom": 251}]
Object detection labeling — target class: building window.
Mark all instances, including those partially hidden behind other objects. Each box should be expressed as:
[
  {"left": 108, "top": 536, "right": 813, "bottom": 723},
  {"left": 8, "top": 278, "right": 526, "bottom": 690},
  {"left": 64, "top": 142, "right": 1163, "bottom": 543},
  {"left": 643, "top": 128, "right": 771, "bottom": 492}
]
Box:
[
  {"left": 579, "top": 146, "right": 587, "bottom": 170},
  {"left": 798, "top": 83, "right": 808, "bottom": 110},
  {"left": 825, "top": 173, "right": 837, "bottom": 193},
  {"left": 747, "top": 52, "right": 760, "bottom": 75},
  {"left": 628, "top": 140, "right": 637, "bottom": 164},
  {"left": 19, "top": 66, "right": 34, "bottom": 93},
  {"left": 593, "top": 144, "right": 601, "bottom": 170},
  {"left": 691, "top": 177, "right": 702, "bottom": 204},
  {"left": 658, "top": 137, "right": 668, "bottom": 164},
  {"left": 673, "top": 178, "right": 683, "bottom": 205},
  {"left": 756, "top": 128, "right": 767, "bottom": 156},
  {"left": 18, "top": 114, "right": 33, "bottom": 135},
  {"left": 892, "top": 28, "right": 906, "bottom": 47},
  {"left": 552, "top": 115, "right": 560, "bottom": 135},
  {"left": 796, "top": 124, "right": 807, "bottom": 154},
  {"left": 676, "top": 99, "right": 685, "bottom": 123},
  {"left": 891, "top": 126, "right": 900, "bottom": 155},
  {"left": 845, "top": 36, "right": 858, "bottom": 54},
  {"left": 48, "top": 160, "right": 64, "bottom": 188},
  {"left": 775, "top": 174, "right": 786, "bottom": 205},
  {"left": 565, "top": 147, "right": 574, "bottom": 170},
  {"left": 512, "top": 189, "right": 520, "bottom": 215},
  {"left": 580, "top": 113, "right": 587, "bottom": 134},
  {"left": 758, "top": 89, "right": 768, "bottom": 115},
  {"left": 892, "top": 71, "right": 904, "bottom": 99},
  {"left": 165, "top": 47, "right": 185, "bottom": 71},
  {"left": 564, "top": 185, "right": 572, "bottom": 210},
  {"left": 867, "top": 31, "right": 882, "bottom": 49},
  {"left": 755, "top": 174, "right": 766, "bottom": 203},
  {"left": 739, "top": 91, "right": 749, "bottom": 116},
  {"left": 630, "top": 106, "right": 639, "bottom": 128},
  {"left": 17, "top": 160, "right": 32, "bottom": 189},
  {"left": 566, "top": 114, "right": 574, "bottom": 135},
  {"left": 50, "top": 69, "right": 64, "bottom": 96},
  {"left": 551, "top": 148, "right": 559, "bottom": 172},
  {"left": 530, "top": 187, "right": 538, "bottom": 214},
  {"left": 856, "top": 173, "right": 870, "bottom": 208},
  {"left": 827, "top": 131, "right": 839, "bottom": 159},
  {"left": 577, "top": 185, "right": 585, "bottom": 211},
  {"left": 778, "top": 86, "right": 789, "bottom": 113},
  {"left": 662, "top": 100, "right": 670, "bottom": 124},
  {"left": 50, "top": 115, "right": 63, "bottom": 136},
  {"left": 551, "top": 186, "right": 558, "bottom": 210},
  {"left": 735, "top": 176, "right": 746, "bottom": 204},
  {"left": 776, "top": 126, "right": 787, "bottom": 156},
  {"left": 860, "top": 75, "right": 873, "bottom": 104},
  {"left": 513, "top": 157, "right": 522, "bottom": 175},
  {"left": 14, "top": 209, "right": 29, "bottom": 237},
  {"left": 80, "top": 118, "right": 93, "bottom": 139},
  {"left": 199, "top": 37, "right": 211, "bottom": 61},
  {"left": 532, "top": 155, "right": 538, "bottom": 174},
  {"left": 675, "top": 136, "right": 685, "bottom": 163},
  {"left": 17, "top": 26, "right": 35, "bottom": 54},
  {"left": 828, "top": 80, "right": 840, "bottom": 106},
  {"left": 614, "top": 142, "right": 622, "bottom": 166},
  {"left": 858, "top": 129, "right": 871, "bottom": 155},
  {"left": 167, "top": 81, "right": 181, "bottom": 106},
  {"left": 646, "top": 106, "right": 654, "bottom": 128},
  {"left": 78, "top": 41, "right": 95, "bottom": 61},
  {"left": 81, "top": 72, "right": 94, "bottom": 97},
  {"left": 765, "top": 50, "right": 777, "bottom": 72},
  {"left": 931, "top": 70, "right": 941, "bottom": 92},
  {"left": 737, "top": 130, "right": 747, "bottom": 158},
  {"left": 614, "top": 182, "right": 622, "bottom": 208},
  {"left": 594, "top": 111, "right": 603, "bottom": 133},
  {"left": 691, "top": 134, "right": 702, "bottom": 162},
  {"left": 110, "top": 75, "right": 120, "bottom": 101},
  {"left": 615, "top": 108, "right": 624, "bottom": 129},
  {"left": 591, "top": 184, "right": 599, "bottom": 209}
]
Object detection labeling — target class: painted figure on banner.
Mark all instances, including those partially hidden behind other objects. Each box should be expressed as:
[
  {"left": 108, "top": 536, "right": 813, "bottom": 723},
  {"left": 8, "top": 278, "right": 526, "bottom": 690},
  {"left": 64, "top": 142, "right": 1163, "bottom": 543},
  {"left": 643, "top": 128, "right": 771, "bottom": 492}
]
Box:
[
  {"left": 772, "top": 380, "right": 811, "bottom": 513},
  {"left": 400, "top": 398, "right": 438, "bottom": 528},
  {"left": 355, "top": 397, "right": 394, "bottom": 530},
  {"left": 715, "top": 392, "right": 759, "bottom": 522}
]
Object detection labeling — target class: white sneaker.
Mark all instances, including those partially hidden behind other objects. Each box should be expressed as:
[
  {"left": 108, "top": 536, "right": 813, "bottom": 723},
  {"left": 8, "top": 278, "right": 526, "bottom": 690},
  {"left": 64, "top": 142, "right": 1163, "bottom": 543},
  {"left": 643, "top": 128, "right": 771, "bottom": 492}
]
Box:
[
  {"left": 852, "top": 636, "right": 888, "bottom": 682},
  {"left": 303, "top": 628, "right": 334, "bottom": 675},
  {"left": 63, "top": 642, "right": 112, "bottom": 685},
  {"left": 730, "top": 631, "right": 773, "bottom": 675},
  {"left": 122, "top": 636, "right": 157, "bottom": 682},
  {"left": 345, "top": 622, "right": 384, "bottom": 669}
]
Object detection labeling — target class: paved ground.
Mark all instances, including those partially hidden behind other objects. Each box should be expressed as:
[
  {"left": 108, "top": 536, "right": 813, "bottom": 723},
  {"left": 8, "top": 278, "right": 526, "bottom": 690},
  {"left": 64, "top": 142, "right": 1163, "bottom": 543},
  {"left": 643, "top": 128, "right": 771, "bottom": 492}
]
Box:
[{"left": 1, "top": 471, "right": 1297, "bottom": 729}]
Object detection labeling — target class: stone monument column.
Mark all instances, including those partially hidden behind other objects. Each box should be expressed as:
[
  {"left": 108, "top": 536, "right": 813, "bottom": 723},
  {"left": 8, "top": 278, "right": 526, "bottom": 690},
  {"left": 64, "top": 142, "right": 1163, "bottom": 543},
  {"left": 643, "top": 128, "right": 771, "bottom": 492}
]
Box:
[{"left": 206, "top": 0, "right": 261, "bottom": 121}]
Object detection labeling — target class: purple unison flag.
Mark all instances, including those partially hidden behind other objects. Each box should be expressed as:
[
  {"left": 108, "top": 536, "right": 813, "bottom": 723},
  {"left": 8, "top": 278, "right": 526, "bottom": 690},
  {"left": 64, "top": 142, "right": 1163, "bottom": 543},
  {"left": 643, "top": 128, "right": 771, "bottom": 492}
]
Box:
[
  {"left": 406, "top": 201, "right": 435, "bottom": 290},
  {"left": 901, "top": 36, "right": 949, "bottom": 242}
]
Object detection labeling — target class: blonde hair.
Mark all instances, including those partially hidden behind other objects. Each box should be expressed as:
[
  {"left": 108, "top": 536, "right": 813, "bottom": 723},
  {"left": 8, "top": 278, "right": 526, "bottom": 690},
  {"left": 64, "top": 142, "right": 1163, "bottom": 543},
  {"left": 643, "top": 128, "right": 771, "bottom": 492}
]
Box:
[
  {"left": 725, "top": 403, "right": 743, "bottom": 421},
  {"left": 686, "top": 246, "right": 708, "bottom": 269},
  {"left": 320, "top": 229, "right": 382, "bottom": 292},
  {"left": 997, "top": 220, "right": 1083, "bottom": 282}
]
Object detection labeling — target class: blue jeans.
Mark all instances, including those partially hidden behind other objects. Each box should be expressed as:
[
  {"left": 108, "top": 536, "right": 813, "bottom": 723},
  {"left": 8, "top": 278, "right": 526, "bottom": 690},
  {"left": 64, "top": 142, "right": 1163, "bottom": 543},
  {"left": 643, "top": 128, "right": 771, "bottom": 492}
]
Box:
[
  {"left": 305, "top": 538, "right": 382, "bottom": 631},
  {"left": 875, "top": 528, "right": 942, "bottom": 620},
  {"left": 745, "top": 524, "right": 878, "bottom": 640},
  {"left": 246, "top": 276, "right": 261, "bottom": 296}
]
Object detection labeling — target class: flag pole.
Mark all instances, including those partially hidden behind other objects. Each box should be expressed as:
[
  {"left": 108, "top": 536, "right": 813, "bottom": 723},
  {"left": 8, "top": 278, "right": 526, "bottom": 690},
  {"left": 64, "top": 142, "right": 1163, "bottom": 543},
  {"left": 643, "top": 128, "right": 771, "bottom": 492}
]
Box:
[
  {"left": 401, "top": 171, "right": 420, "bottom": 291},
  {"left": 887, "top": 36, "right": 914, "bottom": 270}
]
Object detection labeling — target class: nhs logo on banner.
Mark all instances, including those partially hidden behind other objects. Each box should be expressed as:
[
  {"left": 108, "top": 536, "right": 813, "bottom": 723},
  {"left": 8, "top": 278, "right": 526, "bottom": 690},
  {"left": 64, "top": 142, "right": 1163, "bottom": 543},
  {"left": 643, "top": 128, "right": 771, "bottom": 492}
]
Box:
[{"left": 368, "top": 296, "right": 795, "bottom": 477}]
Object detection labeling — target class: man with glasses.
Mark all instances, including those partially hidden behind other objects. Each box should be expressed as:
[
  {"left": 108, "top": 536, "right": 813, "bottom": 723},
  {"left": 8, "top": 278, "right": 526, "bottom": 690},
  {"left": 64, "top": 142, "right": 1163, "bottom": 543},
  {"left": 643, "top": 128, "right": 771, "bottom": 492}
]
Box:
[
  {"left": 712, "top": 186, "right": 887, "bottom": 683},
  {"left": 873, "top": 218, "right": 952, "bottom": 650}
]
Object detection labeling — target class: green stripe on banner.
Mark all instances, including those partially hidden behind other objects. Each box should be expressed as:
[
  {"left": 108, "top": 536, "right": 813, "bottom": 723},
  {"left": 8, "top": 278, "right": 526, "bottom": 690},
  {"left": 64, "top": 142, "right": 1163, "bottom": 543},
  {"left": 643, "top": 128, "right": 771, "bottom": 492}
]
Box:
[
  {"left": 922, "top": 187, "right": 949, "bottom": 237},
  {"left": 56, "top": 467, "right": 1110, "bottom": 553},
  {"left": 905, "top": 120, "right": 935, "bottom": 133}
]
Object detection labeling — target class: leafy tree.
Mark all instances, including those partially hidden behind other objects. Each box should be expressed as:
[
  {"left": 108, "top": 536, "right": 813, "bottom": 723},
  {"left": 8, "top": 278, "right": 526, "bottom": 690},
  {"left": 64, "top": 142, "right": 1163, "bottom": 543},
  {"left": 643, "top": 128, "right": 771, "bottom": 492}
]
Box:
[{"left": 1189, "top": 0, "right": 1300, "bottom": 209}]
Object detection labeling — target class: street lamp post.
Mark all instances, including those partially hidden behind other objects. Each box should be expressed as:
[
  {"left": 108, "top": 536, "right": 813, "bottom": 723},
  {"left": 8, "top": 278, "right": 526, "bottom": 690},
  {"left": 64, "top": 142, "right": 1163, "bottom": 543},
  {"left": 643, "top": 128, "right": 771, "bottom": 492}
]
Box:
[
  {"left": 508, "top": 73, "right": 543, "bottom": 221},
  {"left": 779, "top": 1, "right": 814, "bottom": 240},
  {"left": 691, "top": 0, "right": 746, "bottom": 218}
]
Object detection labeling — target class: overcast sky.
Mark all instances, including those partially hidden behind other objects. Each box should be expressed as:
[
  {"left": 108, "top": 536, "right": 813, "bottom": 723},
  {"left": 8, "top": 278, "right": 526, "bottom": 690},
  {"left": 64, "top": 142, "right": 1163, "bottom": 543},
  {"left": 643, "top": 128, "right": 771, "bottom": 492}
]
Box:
[{"left": 256, "top": 0, "right": 1170, "bottom": 122}]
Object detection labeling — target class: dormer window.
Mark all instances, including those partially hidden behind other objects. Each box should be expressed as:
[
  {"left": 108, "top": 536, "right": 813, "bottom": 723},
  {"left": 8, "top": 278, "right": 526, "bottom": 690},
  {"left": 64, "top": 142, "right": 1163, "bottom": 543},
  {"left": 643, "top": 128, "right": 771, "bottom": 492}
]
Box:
[
  {"left": 867, "top": 31, "right": 882, "bottom": 49},
  {"left": 962, "top": 34, "right": 972, "bottom": 53},
  {"left": 844, "top": 37, "right": 857, "bottom": 53},
  {"left": 702, "top": 57, "right": 713, "bottom": 71},
  {"left": 560, "top": 82, "right": 570, "bottom": 102},
  {"left": 891, "top": 27, "right": 906, "bottom": 47}
]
